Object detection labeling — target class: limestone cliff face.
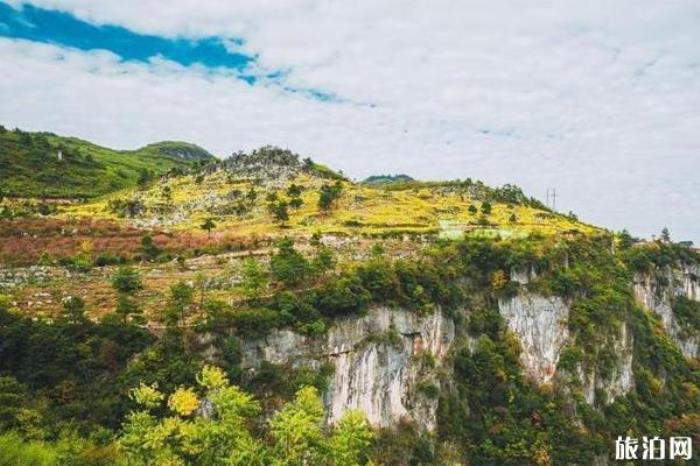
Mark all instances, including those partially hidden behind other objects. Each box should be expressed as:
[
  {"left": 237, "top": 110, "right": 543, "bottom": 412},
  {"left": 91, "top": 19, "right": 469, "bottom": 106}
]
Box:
[
  {"left": 239, "top": 288, "right": 639, "bottom": 431},
  {"left": 497, "top": 292, "right": 634, "bottom": 405},
  {"left": 578, "top": 322, "right": 635, "bottom": 405},
  {"left": 240, "top": 307, "right": 455, "bottom": 431},
  {"left": 498, "top": 294, "right": 569, "bottom": 383},
  {"left": 634, "top": 263, "right": 700, "bottom": 358}
]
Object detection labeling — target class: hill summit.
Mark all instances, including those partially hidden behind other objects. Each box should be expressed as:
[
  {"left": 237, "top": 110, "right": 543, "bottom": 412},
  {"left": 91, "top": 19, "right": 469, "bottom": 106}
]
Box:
[
  {"left": 0, "top": 125, "right": 214, "bottom": 199},
  {"left": 218, "top": 146, "right": 346, "bottom": 183},
  {"left": 138, "top": 141, "right": 214, "bottom": 162},
  {"left": 363, "top": 174, "right": 415, "bottom": 185},
  {"left": 64, "top": 144, "right": 594, "bottom": 240}
]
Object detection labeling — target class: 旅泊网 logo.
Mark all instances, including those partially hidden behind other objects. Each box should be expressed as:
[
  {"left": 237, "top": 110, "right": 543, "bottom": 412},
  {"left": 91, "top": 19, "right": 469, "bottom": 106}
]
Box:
[{"left": 615, "top": 435, "right": 692, "bottom": 461}]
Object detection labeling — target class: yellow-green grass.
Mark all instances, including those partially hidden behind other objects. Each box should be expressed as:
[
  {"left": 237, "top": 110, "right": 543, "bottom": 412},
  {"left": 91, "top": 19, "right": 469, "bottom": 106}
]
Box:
[{"left": 60, "top": 170, "right": 599, "bottom": 240}]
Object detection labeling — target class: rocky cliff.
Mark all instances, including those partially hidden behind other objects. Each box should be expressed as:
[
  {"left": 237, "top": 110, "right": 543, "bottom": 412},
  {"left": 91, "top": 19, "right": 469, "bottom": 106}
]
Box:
[
  {"left": 633, "top": 262, "right": 700, "bottom": 358},
  {"left": 498, "top": 293, "right": 634, "bottom": 406},
  {"left": 231, "top": 259, "right": 698, "bottom": 439},
  {"left": 498, "top": 294, "right": 569, "bottom": 384},
  {"left": 241, "top": 306, "right": 454, "bottom": 431}
]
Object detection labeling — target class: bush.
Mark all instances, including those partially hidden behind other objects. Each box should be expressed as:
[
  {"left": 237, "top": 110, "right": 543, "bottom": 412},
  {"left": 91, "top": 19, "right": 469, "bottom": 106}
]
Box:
[
  {"left": 315, "top": 275, "right": 370, "bottom": 317},
  {"left": 270, "top": 238, "right": 310, "bottom": 287},
  {"left": 111, "top": 266, "right": 142, "bottom": 294},
  {"left": 0, "top": 432, "right": 56, "bottom": 466}
]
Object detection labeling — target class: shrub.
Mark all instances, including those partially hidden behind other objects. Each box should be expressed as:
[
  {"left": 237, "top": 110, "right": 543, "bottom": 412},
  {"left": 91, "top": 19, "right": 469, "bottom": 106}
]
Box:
[
  {"left": 270, "top": 238, "right": 310, "bottom": 287},
  {"left": 111, "top": 266, "right": 142, "bottom": 294},
  {"left": 315, "top": 275, "right": 371, "bottom": 317}
]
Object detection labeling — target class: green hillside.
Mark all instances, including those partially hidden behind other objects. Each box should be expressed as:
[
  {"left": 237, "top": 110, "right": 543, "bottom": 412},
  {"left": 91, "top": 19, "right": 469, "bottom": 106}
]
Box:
[
  {"left": 0, "top": 125, "right": 215, "bottom": 199},
  {"left": 362, "top": 173, "right": 415, "bottom": 184}
]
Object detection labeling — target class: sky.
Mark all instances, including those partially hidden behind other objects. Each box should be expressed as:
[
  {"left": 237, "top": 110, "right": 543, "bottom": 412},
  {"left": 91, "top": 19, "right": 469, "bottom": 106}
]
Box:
[{"left": 0, "top": 1, "right": 699, "bottom": 243}]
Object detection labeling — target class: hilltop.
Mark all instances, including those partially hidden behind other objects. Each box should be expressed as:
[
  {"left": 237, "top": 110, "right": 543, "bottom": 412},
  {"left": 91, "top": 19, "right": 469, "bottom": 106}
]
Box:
[
  {"left": 63, "top": 145, "right": 594, "bottom": 240},
  {"left": 137, "top": 141, "right": 215, "bottom": 162},
  {"left": 362, "top": 174, "right": 415, "bottom": 185},
  {"left": 0, "top": 125, "right": 215, "bottom": 199}
]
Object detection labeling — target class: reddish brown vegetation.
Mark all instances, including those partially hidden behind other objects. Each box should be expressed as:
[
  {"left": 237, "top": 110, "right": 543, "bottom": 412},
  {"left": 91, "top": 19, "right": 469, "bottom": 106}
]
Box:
[{"left": 0, "top": 218, "right": 259, "bottom": 266}]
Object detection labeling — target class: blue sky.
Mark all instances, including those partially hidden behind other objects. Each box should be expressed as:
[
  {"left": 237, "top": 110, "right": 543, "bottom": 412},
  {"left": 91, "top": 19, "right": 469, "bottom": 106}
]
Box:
[
  {"left": 0, "top": 3, "right": 252, "bottom": 71},
  {"left": 0, "top": 0, "right": 699, "bottom": 243},
  {"left": 0, "top": 1, "right": 337, "bottom": 95}
]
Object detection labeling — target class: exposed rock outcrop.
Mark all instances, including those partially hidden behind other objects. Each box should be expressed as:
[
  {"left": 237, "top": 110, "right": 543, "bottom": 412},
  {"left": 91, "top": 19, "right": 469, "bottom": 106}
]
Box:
[
  {"left": 241, "top": 307, "right": 455, "bottom": 431},
  {"left": 498, "top": 292, "right": 634, "bottom": 405},
  {"left": 579, "top": 322, "right": 635, "bottom": 405},
  {"left": 634, "top": 263, "right": 700, "bottom": 358},
  {"left": 498, "top": 294, "right": 569, "bottom": 383}
]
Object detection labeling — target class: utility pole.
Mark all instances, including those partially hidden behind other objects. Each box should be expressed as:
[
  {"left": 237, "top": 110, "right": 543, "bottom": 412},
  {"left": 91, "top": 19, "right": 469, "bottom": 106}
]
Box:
[{"left": 545, "top": 188, "right": 558, "bottom": 210}]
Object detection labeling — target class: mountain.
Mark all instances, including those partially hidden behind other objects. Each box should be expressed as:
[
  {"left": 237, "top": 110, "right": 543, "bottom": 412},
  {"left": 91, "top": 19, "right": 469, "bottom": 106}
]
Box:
[
  {"left": 362, "top": 173, "right": 415, "bottom": 184},
  {"left": 0, "top": 125, "right": 215, "bottom": 199},
  {"left": 64, "top": 145, "right": 590, "bottom": 240},
  {"left": 1, "top": 143, "right": 699, "bottom": 465},
  {"left": 137, "top": 141, "right": 215, "bottom": 162}
]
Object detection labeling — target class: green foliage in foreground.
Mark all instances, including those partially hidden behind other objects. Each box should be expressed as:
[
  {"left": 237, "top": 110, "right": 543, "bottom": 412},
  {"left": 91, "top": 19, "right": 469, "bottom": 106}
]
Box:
[
  {"left": 0, "top": 126, "right": 214, "bottom": 198},
  {"left": 0, "top": 368, "right": 373, "bottom": 466},
  {"left": 119, "top": 365, "right": 372, "bottom": 466}
]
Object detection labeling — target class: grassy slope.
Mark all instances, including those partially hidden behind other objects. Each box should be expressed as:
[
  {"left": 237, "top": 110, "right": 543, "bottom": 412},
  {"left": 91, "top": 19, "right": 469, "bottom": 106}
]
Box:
[
  {"left": 0, "top": 127, "right": 214, "bottom": 198},
  {"left": 66, "top": 168, "right": 599, "bottom": 238}
]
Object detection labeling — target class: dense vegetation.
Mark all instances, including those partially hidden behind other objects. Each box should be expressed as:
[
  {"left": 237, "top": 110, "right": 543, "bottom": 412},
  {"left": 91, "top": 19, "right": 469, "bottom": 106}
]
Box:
[
  {"left": 0, "top": 125, "right": 214, "bottom": 198},
  {"left": 1, "top": 137, "right": 698, "bottom": 464},
  {"left": 1, "top": 231, "right": 698, "bottom": 464}
]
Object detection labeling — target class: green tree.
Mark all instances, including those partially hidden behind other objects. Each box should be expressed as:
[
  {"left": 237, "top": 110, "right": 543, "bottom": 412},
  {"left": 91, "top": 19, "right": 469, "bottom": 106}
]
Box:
[
  {"left": 161, "top": 185, "right": 172, "bottom": 205},
  {"left": 318, "top": 181, "right": 343, "bottom": 212},
  {"left": 119, "top": 366, "right": 266, "bottom": 466},
  {"left": 328, "top": 410, "right": 374, "bottom": 466},
  {"left": 477, "top": 215, "right": 490, "bottom": 226},
  {"left": 246, "top": 186, "right": 258, "bottom": 204},
  {"left": 480, "top": 201, "right": 492, "bottom": 215},
  {"left": 137, "top": 169, "right": 152, "bottom": 189},
  {"left": 661, "top": 227, "right": 671, "bottom": 242},
  {"left": 312, "top": 245, "right": 336, "bottom": 274},
  {"left": 618, "top": 229, "right": 635, "bottom": 249},
  {"left": 239, "top": 258, "right": 269, "bottom": 301},
  {"left": 0, "top": 432, "right": 56, "bottom": 466},
  {"left": 268, "top": 201, "right": 290, "bottom": 225},
  {"left": 370, "top": 243, "right": 385, "bottom": 258},
  {"left": 201, "top": 217, "right": 216, "bottom": 237},
  {"left": 111, "top": 266, "right": 143, "bottom": 294},
  {"left": 116, "top": 294, "right": 141, "bottom": 324},
  {"left": 111, "top": 266, "right": 143, "bottom": 323},
  {"left": 269, "top": 386, "right": 325, "bottom": 466},
  {"left": 164, "top": 281, "right": 194, "bottom": 327},
  {"left": 289, "top": 196, "right": 304, "bottom": 210},
  {"left": 61, "top": 296, "right": 86, "bottom": 324},
  {"left": 286, "top": 184, "right": 302, "bottom": 197},
  {"left": 270, "top": 238, "right": 310, "bottom": 287},
  {"left": 140, "top": 234, "right": 160, "bottom": 261},
  {"left": 119, "top": 367, "right": 369, "bottom": 466},
  {"left": 310, "top": 232, "right": 322, "bottom": 247},
  {"left": 0, "top": 377, "right": 43, "bottom": 437}
]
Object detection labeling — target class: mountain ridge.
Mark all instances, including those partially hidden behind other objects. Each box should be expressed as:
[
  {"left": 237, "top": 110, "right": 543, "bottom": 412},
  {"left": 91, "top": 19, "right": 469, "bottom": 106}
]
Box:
[{"left": 0, "top": 125, "right": 215, "bottom": 199}]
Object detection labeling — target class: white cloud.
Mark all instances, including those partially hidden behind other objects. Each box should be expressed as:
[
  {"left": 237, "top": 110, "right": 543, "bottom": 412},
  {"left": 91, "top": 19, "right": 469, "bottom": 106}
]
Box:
[{"left": 1, "top": 1, "right": 700, "bottom": 242}]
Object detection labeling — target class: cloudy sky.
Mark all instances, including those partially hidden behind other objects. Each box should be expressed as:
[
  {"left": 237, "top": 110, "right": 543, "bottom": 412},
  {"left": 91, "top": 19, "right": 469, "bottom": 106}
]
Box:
[{"left": 1, "top": 1, "right": 699, "bottom": 242}]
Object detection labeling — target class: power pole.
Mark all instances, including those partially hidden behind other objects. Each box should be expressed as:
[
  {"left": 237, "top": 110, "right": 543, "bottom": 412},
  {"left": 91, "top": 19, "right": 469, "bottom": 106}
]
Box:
[
  {"left": 546, "top": 189, "right": 550, "bottom": 208},
  {"left": 551, "top": 188, "right": 557, "bottom": 211}
]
